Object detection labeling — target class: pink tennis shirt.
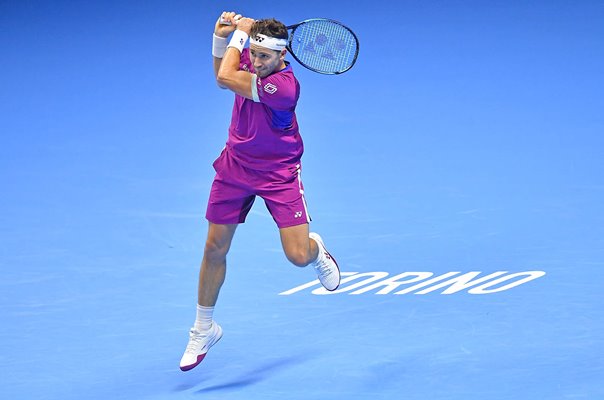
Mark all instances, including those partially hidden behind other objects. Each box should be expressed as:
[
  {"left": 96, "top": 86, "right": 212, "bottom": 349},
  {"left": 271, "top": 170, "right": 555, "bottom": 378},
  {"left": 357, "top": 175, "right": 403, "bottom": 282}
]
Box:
[{"left": 225, "top": 48, "right": 303, "bottom": 171}]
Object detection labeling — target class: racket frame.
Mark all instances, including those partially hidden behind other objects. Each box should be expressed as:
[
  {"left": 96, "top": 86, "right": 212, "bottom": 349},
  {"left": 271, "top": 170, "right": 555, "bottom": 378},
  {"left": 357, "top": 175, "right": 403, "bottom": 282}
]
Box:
[{"left": 286, "top": 18, "right": 360, "bottom": 75}]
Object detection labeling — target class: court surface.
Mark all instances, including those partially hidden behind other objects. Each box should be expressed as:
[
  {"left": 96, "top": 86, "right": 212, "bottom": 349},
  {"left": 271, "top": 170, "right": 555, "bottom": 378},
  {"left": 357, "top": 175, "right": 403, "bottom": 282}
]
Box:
[{"left": 1, "top": 1, "right": 603, "bottom": 399}]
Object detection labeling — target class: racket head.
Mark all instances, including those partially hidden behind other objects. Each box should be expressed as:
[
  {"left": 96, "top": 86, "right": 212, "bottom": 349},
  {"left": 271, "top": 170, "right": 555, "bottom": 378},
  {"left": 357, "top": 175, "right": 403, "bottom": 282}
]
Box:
[{"left": 286, "top": 18, "right": 359, "bottom": 75}]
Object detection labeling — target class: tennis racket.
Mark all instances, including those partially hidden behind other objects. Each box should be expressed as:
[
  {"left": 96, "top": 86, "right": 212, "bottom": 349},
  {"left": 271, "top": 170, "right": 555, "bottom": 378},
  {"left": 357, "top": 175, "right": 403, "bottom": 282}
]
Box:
[{"left": 220, "top": 18, "right": 359, "bottom": 75}]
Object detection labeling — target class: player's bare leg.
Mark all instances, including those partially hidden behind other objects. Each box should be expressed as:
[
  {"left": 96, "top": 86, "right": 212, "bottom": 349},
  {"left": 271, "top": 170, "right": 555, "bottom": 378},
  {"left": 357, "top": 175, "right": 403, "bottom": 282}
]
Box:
[
  {"left": 280, "top": 224, "right": 341, "bottom": 291},
  {"left": 198, "top": 223, "right": 238, "bottom": 306},
  {"left": 180, "top": 223, "right": 237, "bottom": 371}
]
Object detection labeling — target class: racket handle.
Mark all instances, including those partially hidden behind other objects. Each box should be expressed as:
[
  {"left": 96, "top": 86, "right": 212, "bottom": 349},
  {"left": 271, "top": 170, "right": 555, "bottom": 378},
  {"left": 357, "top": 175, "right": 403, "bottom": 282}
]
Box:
[{"left": 219, "top": 17, "right": 232, "bottom": 26}]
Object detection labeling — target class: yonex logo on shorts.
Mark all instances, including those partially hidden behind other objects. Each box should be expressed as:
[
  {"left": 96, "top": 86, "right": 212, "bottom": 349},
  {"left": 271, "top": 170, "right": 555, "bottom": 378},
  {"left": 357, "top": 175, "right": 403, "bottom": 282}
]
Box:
[
  {"left": 264, "top": 83, "right": 278, "bottom": 94},
  {"left": 294, "top": 211, "right": 303, "bottom": 218}
]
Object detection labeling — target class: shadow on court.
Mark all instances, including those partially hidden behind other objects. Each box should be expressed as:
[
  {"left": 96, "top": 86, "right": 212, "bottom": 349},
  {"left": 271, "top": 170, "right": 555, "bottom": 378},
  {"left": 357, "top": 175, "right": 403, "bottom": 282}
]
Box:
[{"left": 193, "top": 354, "right": 313, "bottom": 393}]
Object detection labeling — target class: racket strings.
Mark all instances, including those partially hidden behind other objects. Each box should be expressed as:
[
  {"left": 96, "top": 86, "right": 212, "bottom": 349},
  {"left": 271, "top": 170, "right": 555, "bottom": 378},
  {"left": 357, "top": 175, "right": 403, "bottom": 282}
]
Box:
[{"left": 290, "top": 21, "right": 357, "bottom": 74}]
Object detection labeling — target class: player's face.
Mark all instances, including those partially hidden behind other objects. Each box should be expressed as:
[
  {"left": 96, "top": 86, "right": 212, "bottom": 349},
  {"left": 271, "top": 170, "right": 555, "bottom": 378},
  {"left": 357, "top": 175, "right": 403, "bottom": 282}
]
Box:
[{"left": 250, "top": 45, "right": 284, "bottom": 78}]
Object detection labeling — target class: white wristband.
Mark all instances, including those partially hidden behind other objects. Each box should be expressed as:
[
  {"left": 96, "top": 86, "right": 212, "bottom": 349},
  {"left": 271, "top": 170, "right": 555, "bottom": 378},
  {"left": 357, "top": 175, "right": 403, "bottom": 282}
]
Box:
[
  {"left": 227, "top": 30, "right": 249, "bottom": 53},
  {"left": 212, "top": 34, "right": 228, "bottom": 58}
]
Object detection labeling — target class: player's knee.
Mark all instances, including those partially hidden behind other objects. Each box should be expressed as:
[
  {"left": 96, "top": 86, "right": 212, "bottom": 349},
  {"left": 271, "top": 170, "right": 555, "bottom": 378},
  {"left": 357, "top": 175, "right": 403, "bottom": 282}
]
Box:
[
  {"left": 285, "top": 249, "right": 313, "bottom": 268},
  {"left": 204, "top": 238, "right": 229, "bottom": 262}
]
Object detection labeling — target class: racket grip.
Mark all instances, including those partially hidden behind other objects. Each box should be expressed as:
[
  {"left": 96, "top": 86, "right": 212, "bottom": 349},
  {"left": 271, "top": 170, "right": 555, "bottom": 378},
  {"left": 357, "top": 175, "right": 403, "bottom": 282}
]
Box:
[{"left": 219, "top": 17, "right": 232, "bottom": 26}]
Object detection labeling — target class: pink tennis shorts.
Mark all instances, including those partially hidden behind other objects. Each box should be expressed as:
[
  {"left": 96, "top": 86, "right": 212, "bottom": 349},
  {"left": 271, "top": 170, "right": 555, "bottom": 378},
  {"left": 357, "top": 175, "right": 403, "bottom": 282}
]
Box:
[{"left": 205, "top": 148, "right": 311, "bottom": 228}]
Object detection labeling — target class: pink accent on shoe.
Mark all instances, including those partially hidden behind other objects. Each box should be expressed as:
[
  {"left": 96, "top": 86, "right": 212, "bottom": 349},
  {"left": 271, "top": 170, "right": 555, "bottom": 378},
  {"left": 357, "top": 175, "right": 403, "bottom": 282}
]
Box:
[{"left": 180, "top": 353, "right": 207, "bottom": 372}]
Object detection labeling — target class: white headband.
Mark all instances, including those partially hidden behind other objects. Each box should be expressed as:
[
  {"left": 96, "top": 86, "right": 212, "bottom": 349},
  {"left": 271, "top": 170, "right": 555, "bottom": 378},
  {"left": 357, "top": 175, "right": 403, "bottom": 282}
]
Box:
[{"left": 249, "top": 33, "right": 287, "bottom": 51}]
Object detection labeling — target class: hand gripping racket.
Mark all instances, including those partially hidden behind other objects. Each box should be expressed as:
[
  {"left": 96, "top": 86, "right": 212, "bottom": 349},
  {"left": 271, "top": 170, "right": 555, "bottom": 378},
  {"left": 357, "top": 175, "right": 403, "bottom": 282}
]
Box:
[{"left": 220, "top": 18, "right": 360, "bottom": 75}]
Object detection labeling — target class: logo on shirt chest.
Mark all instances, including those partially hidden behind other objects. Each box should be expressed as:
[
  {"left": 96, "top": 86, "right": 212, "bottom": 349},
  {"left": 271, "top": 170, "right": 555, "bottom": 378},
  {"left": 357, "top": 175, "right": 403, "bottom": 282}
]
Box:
[{"left": 263, "top": 83, "right": 278, "bottom": 94}]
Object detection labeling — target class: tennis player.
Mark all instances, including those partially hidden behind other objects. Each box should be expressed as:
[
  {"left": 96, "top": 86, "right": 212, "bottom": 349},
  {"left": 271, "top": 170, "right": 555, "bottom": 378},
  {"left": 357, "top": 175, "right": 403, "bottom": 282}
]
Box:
[{"left": 179, "top": 12, "right": 341, "bottom": 372}]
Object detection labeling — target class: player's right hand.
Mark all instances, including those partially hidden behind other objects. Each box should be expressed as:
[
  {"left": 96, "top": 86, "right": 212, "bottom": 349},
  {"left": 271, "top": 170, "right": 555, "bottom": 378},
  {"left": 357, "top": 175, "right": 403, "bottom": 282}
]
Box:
[
  {"left": 235, "top": 17, "right": 255, "bottom": 35},
  {"left": 214, "top": 11, "right": 242, "bottom": 38}
]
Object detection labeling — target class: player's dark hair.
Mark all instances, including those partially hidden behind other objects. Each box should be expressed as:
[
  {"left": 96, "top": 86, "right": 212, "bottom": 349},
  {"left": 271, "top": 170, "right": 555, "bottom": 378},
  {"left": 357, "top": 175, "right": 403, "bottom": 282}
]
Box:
[{"left": 251, "top": 18, "right": 288, "bottom": 40}]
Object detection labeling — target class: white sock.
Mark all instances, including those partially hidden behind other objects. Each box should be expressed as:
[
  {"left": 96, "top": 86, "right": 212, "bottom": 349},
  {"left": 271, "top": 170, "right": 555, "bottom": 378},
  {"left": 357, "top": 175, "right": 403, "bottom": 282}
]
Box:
[{"left": 194, "top": 304, "right": 214, "bottom": 332}]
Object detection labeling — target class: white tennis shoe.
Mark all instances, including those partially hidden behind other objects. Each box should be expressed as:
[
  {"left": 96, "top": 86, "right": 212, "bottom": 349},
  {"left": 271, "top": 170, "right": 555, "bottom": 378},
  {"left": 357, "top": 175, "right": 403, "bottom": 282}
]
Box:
[
  {"left": 180, "top": 322, "right": 223, "bottom": 371},
  {"left": 310, "top": 232, "right": 341, "bottom": 291}
]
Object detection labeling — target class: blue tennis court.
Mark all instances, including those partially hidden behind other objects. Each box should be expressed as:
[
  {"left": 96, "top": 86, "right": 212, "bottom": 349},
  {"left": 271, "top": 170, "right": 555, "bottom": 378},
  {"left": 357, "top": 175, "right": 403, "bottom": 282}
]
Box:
[{"left": 1, "top": 1, "right": 603, "bottom": 399}]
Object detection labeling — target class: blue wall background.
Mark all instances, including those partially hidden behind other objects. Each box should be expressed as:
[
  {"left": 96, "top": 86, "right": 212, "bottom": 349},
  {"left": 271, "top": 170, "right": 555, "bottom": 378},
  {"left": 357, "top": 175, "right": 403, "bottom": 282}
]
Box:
[{"left": 1, "top": 1, "right": 603, "bottom": 399}]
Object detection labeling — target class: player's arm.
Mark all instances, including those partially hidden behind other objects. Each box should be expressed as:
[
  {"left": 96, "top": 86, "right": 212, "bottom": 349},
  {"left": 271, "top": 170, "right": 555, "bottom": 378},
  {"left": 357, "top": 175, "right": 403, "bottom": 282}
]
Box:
[
  {"left": 213, "top": 57, "right": 225, "bottom": 88},
  {"left": 216, "top": 18, "right": 255, "bottom": 100},
  {"left": 212, "top": 12, "right": 241, "bottom": 89},
  {"left": 216, "top": 49, "right": 254, "bottom": 99}
]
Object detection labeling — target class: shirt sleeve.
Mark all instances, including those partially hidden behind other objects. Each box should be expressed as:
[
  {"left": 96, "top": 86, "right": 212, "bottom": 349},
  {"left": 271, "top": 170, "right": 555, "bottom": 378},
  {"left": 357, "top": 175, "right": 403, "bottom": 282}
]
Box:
[
  {"left": 251, "top": 70, "right": 299, "bottom": 111},
  {"left": 239, "top": 48, "right": 252, "bottom": 71}
]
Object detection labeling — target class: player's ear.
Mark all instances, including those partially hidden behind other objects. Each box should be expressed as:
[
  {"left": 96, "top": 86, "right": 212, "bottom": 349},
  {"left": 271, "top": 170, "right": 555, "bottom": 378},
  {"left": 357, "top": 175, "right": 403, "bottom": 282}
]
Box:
[{"left": 280, "top": 49, "right": 287, "bottom": 60}]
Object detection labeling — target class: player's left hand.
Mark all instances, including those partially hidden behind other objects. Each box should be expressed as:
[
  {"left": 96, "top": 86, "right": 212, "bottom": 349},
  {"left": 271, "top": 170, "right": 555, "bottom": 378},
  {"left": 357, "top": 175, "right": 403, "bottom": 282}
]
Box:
[{"left": 215, "top": 11, "right": 242, "bottom": 37}]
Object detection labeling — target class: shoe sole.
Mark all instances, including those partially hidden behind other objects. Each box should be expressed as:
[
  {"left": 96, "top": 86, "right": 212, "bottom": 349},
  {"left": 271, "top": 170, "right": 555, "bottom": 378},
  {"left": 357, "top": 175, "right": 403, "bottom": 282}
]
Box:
[{"left": 179, "top": 326, "right": 223, "bottom": 372}]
